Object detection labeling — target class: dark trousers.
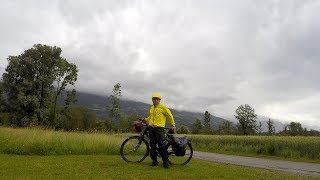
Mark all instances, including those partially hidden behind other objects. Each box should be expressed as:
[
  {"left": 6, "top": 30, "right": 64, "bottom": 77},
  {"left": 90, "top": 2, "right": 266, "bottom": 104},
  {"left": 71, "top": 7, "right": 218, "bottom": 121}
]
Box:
[{"left": 149, "top": 127, "right": 169, "bottom": 163}]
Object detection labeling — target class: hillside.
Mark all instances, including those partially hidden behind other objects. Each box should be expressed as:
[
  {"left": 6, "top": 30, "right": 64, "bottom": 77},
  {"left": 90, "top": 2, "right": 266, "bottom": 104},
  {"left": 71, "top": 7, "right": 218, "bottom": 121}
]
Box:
[
  {"left": 63, "top": 92, "right": 227, "bottom": 129},
  {"left": 62, "top": 92, "right": 294, "bottom": 132}
]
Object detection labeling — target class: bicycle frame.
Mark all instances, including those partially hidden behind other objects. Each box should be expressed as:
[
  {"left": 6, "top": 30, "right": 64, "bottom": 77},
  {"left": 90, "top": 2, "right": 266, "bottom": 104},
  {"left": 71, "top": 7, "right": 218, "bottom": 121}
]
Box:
[{"left": 138, "top": 123, "right": 174, "bottom": 149}]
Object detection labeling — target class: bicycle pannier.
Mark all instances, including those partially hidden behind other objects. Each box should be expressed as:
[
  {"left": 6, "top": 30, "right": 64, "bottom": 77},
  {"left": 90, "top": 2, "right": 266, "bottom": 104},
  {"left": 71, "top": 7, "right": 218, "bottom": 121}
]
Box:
[{"left": 172, "top": 136, "right": 188, "bottom": 156}]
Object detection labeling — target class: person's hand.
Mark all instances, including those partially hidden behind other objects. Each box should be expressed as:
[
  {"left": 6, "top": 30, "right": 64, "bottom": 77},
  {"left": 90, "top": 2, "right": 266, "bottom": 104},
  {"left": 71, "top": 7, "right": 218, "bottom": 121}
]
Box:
[
  {"left": 171, "top": 125, "right": 176, "bottom": 134},
  {"left": 140, "top": 118, "right": 146, "bottom": 123}
]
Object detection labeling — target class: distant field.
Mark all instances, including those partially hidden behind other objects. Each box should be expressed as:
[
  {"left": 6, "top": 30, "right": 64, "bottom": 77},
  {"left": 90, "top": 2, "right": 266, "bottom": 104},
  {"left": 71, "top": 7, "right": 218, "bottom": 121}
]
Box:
[
  {"left": 1, "top": 127, "right": 320, "bottom": 163},
  {"left": 0, "top": 154, "right": 317, "bottom": 179},
  {"left": 189, "top": 135, "right": 320, "bottom": 163}
]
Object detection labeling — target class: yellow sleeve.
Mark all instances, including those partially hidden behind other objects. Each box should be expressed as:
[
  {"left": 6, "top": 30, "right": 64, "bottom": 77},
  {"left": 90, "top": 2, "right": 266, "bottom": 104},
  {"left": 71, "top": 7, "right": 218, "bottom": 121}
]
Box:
[
  {"left": 165, "top": 106, "right": 175, "bottom": 126},
  {"left": 144, "top": 106, "right": 152, "bottom": 124},
  {"left": 145, "top": 116, "right": 150, "bottom": 124}
]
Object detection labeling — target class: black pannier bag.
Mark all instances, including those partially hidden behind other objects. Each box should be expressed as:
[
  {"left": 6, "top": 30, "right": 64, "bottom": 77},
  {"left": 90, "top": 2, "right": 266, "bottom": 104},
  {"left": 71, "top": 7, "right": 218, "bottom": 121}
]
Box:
[{"left": 172, "top": 136, "right": 188, "bottom": 156}]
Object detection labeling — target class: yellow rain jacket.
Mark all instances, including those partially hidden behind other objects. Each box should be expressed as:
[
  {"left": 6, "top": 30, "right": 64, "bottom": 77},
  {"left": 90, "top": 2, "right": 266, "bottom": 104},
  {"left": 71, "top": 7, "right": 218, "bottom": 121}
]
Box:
[{"left": 145, "top": 104, "right": 175, "bottom": 128}]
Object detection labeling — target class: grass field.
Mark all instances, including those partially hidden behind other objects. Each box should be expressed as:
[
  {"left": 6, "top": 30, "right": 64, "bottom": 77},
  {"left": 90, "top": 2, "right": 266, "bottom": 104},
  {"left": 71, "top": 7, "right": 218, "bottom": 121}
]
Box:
[
  {"left": 1, "top": 154, "right": 318, "bottom": 179},
  {"left": 1, "top": 126, "right": 320, "bottom": 179},
  {"left": 0, "top": 127, "right": 125, "bottom": 155},
  {"left": 189, "top": 135, "right": 320, "bottom": 163},
  {"left": 1, "top": 127, "right": 320, "bottom": 162}
]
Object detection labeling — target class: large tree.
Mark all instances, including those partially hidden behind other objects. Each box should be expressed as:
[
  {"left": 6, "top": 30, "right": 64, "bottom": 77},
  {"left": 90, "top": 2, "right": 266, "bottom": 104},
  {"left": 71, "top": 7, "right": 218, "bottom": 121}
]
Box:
[
  {"left": 2, "top": 44, "right": 78, "bottom": 126},
  {"left": 235, "top": 104, "right": 257, "bottom": 135},
  {"left": 52, "top": 58, "right": 78, "bottom": 122},
  {"left": 287, "top": 121, "right": 304, "bottom": 136}
]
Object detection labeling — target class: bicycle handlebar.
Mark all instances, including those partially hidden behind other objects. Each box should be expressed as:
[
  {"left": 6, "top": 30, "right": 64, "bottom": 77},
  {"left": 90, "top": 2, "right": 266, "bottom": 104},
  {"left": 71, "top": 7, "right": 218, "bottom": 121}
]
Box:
[{"left": 137, "top": 118, "right": 175, "bottom": 133}]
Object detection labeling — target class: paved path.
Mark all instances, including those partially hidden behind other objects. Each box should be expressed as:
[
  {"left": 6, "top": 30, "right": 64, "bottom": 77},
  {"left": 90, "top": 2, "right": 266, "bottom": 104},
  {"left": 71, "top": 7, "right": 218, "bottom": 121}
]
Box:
[{"left": 193, "top": 151, "right": 320, "bottom": 176}]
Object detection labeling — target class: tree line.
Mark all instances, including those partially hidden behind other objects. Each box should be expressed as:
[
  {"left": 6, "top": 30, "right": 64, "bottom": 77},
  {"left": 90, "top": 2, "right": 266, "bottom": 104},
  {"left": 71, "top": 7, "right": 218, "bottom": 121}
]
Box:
[
  {"left": 184, "top": 105, "right": 320, "bottom": 136},
  {"left": 0, "top": 44, "right": 319, "bottom": 136}
]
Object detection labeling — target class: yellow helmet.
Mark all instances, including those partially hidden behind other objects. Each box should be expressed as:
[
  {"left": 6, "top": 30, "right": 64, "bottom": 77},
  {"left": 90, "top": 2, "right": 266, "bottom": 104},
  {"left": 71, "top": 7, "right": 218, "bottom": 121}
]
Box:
[{"left": 152, "top": 93, "right": 162, "bottom": 100}]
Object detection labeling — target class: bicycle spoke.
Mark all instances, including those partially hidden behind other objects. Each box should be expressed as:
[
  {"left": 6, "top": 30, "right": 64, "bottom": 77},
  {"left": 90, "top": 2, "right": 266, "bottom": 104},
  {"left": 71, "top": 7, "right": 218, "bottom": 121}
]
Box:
[
  {"left": 167, "top": 142, "right": 193, "bottom": 165},
  {"left": 120, "top": 136, "right": 149, "bottom": 163}
]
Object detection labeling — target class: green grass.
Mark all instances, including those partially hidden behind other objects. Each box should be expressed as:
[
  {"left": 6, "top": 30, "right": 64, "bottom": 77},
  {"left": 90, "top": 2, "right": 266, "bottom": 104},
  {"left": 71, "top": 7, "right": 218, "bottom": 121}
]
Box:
[
  {"left": 189, "top": 135, "right": 320, "bottom": 162},
  {"left": 1, "top": 127, "right": 320, "bottom": 163},
  {"left": 0, "top": 127, "right": 128, "bottom": 155},
  {"left": 1, "top": 127, "right": 319, "bottom": 179},
  {"left": 0, "top": 154, "right": 317, "bottom": 179}
]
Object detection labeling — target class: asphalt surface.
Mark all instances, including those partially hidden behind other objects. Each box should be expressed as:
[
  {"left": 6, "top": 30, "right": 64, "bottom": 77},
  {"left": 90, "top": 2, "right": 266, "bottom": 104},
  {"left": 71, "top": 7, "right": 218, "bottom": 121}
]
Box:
[{"left": 193, "top": 151, "right": 320, "bottom": 176}]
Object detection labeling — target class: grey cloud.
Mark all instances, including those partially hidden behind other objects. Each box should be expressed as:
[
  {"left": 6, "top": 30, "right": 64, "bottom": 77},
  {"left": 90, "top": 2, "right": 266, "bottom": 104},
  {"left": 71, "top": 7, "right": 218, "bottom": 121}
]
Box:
[
  {"left": 254, "top": 1, "right": 320, "bottom": 99},
  {"left": 57, "top": 0, "right": 126, "bottom": 27},
  {"left": 1, "top": 0, "right": 320, "bottom": 129}
]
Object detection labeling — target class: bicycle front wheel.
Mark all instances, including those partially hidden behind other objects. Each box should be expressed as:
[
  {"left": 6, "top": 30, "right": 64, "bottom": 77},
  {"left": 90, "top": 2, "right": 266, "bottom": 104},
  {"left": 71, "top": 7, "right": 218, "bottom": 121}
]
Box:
[
  {"left": 120, "top": 136, "right": 149, "bottom": 163},
  {"left": 168, "top": 141, "right": 193, "bottom": 165}
]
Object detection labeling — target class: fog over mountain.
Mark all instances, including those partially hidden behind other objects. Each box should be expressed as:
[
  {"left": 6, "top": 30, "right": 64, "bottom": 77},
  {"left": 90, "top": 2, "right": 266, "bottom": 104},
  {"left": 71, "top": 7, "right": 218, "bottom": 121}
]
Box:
[
  {"left": 66, "top": 92, "right": 292, "bottom": 132},
  {"left": 65, "top": 92, "right": 226, "bottom": 130}
]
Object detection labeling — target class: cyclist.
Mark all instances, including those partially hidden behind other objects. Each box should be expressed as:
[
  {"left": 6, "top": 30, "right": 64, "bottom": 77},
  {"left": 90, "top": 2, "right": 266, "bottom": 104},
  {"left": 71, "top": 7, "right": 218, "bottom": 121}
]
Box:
[{"left": 142, "top": 93, "right": 176, "bottom": 169}]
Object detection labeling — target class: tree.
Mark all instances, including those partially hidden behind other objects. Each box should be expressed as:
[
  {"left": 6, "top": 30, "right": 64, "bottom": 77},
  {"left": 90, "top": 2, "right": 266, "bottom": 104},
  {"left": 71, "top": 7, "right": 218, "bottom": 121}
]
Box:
[
  {"left": 119, "top": 114, "right": 139, "bottom": 133},
  {"left": 267, "top": 118, "right": 275, "bottom": 135},
  {"left": 218, "top": 121, "right": 235, "bottom": 135},
  {"left": 64, "top": 89, "right": 77, "bottom": 106},
  {"left": 282, "top": 125, "right": 288, "bottom": 135},
  {"left": 104, "top": 117, "right": 114, "bottom": 132},
  {"left": 0, "top": 81, "right": 9, "bottom": 125},
  {"left": 52, "top": 58, "right": 78, "bottom": 121},
  {"left": 203, "top": 111, "right": 212, "bottom": 134},
  {"left": 257, "top": 122, "right": 263, "bottom": 134},
  {"left": 287, "top": 121, "right": 304, "bottom": 136},
  {"left": 235, "top": 104, "right": 257, "bottom": 135},
  {"left": 0, "top": 81, "right": 6, "bottom": 112},
  {"left": 305, "top": 129, "right": 320, "bottom": 136},
  {"left": 1, "top": 44, "right": 78, "bottom": 127},
  {"left": 191, "top": 118, "right": 202, "bottom": 134},
  {"left": 55, "top": 106, "right": 96, "bottom": 131},
  {"left": 109, "top": 83, "right": 122, "bottom": 125},
  {"left": 177, "top": 125, "right": 190, "bottom": 134}
]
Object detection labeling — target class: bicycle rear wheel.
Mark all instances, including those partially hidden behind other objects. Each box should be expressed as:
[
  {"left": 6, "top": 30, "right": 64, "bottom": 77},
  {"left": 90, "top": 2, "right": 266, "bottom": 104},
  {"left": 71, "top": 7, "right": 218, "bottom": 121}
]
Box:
[
  {"left": 168, "top": 141, "right": 193, "bottom": 165},
  {"left": 120, "top": 136, "right": 149, "bottom": 163}
]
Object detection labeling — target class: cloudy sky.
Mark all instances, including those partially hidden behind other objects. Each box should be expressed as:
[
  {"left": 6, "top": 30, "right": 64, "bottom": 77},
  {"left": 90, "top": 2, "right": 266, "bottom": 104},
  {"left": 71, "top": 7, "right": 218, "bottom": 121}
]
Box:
[{"left": 1, "top": 0, "right": 320, "bottom": 129}]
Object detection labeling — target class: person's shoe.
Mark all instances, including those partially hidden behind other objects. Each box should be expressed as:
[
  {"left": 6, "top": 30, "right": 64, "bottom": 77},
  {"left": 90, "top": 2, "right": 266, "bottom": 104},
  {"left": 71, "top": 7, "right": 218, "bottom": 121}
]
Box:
[
  {"left": 163, "top": 162, "right": 170, "bottom": 169},
  {"left": 150, "top": 161, "right": 159, "bottom": 166}
]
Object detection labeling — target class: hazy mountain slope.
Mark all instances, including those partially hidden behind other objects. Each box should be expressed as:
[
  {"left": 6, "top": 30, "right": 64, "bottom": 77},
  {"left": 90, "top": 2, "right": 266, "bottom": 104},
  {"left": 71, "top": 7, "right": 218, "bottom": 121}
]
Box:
[{"left": 61, "top": 92, "right": 226, "bottom": 129}]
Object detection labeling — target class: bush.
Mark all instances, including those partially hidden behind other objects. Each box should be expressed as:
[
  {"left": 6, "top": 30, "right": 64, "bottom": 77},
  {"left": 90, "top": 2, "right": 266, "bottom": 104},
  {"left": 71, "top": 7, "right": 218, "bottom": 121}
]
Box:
[{"left": 0, "top": 113, "right": 9, "bottom": 125}]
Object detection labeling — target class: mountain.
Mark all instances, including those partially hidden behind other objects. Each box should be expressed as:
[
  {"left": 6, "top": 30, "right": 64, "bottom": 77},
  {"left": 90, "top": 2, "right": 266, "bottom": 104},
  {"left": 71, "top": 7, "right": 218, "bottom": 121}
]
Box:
[
  {"left": 62, "top": 92, "right": 227, "bottom": 129},
  {"left": 58, "top": 92, "right": 317, "bottom": 132}
]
